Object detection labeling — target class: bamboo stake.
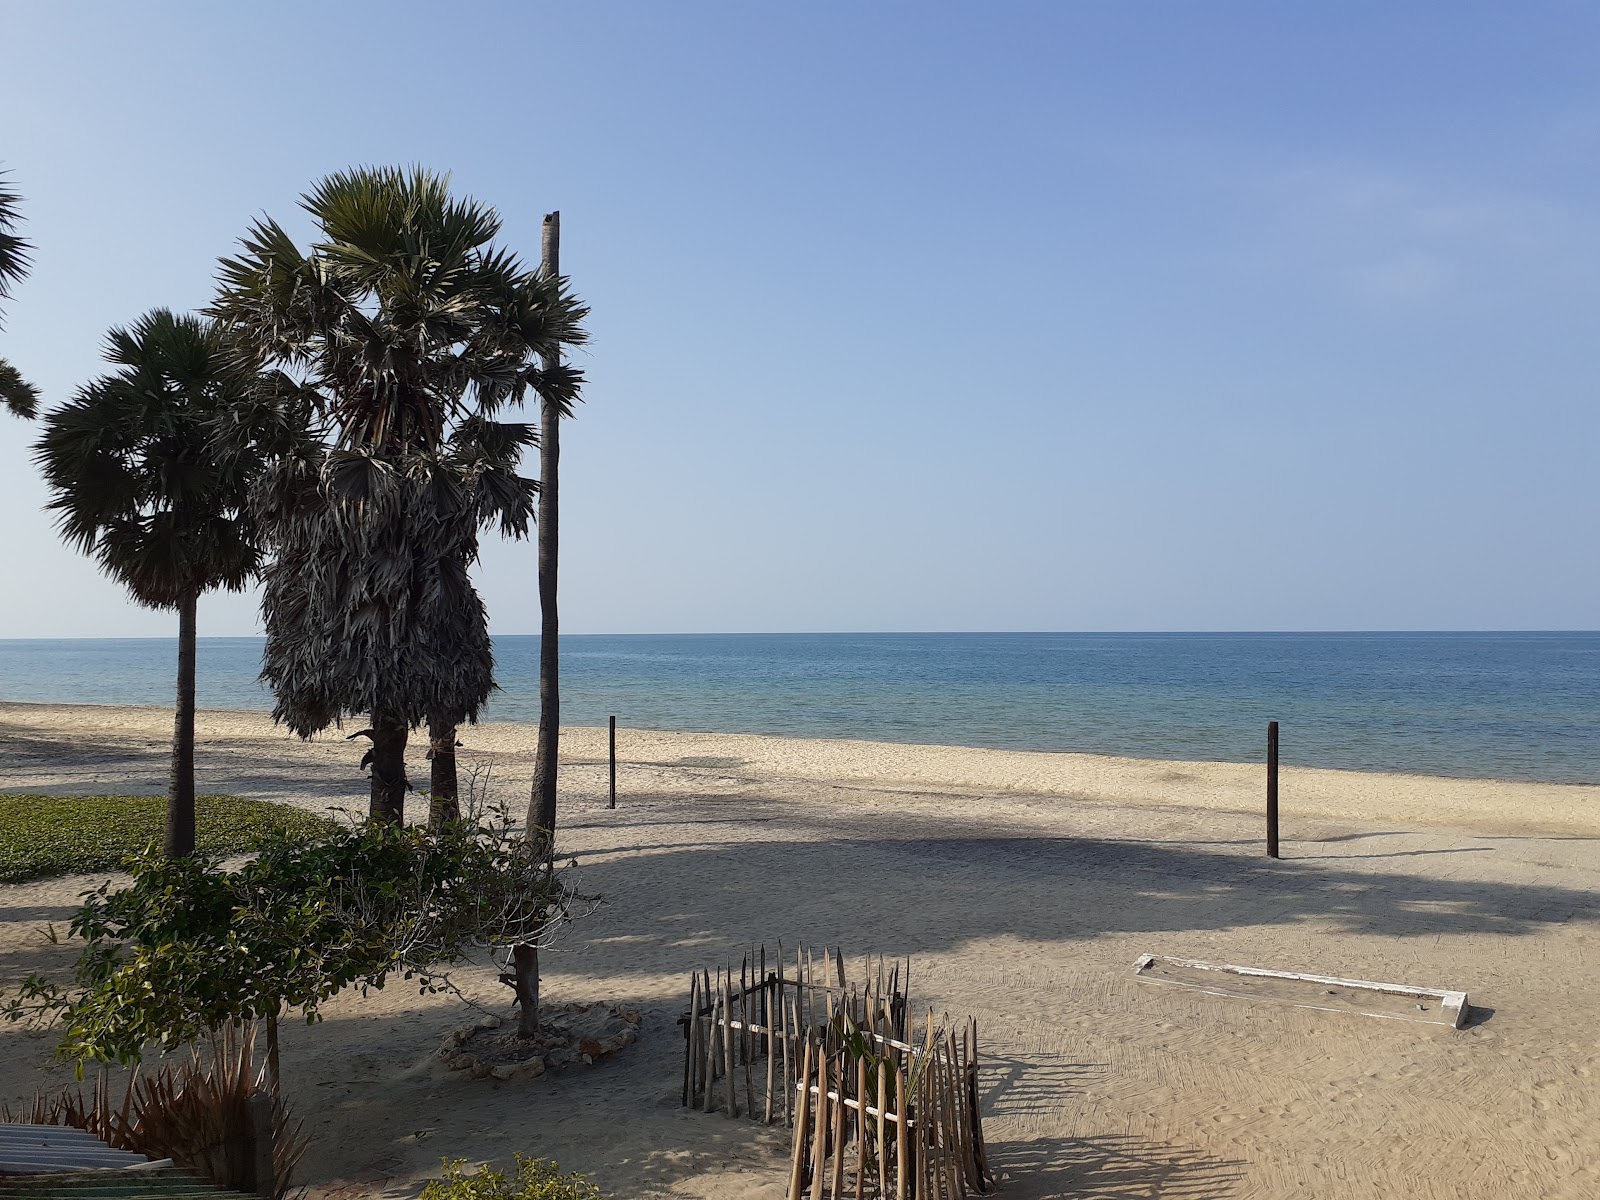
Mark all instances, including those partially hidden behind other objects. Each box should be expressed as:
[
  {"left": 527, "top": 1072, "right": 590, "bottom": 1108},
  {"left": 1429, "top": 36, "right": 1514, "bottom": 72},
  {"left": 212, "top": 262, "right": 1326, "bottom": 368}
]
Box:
[
  {"left": 838, "top": 1036, "right": 851, "bottom": 1196},
  {"left": 877, "top": 1058, "right": 890, "bottom": 1199},
  {"left": 895, "top": 1062, "right": 909, "bottom": 1200},
  {"left": 685, "top": 973, "right": 700, "bottom": 1107},
  {"left": 960, "top": 1024, "right": 980, "bottom": 1193},
  {"left": 855, "top": 1050, "right": 869, "bottom": 1200},
  {"left": 766, "top": 972, "right": 778, "bottom": 1124},
  {"left": 725, "top": 975, "right": 739, "bottom": 1118},
  {"left": 917, "top": 1014, "right": 934, "bottom": 1200},
  {"left": 821, "top": 946, "right": 834, "bottom": 1034},
  {"left": 703, "top": 972, "right": 720, "bottom": 1112},
  {"left": 779, "top": 989, "right": 790, "bottom": 1126},
  {"left": 804, "top": 946, "right": 814, "bottom": 1038},
  {"left": 789, "top": 1036, "right": 813, "bottom": 1200},
  {"left": 934, "top": 1017, "right": 951, "bottom": 1200},
  {"left": 810, "top": 1042, "right": 830, "bottom": 1200},
  {"left": 938, "top": 1027, "right": 963, "bottom": 1194},
  {"left": 921, "top": 1081, "right": 934, "bottom": 1200},
  {"left": 745, "top": 972, "right": 757, "bottom": 1116},
  {"left": 902, "top": 961, "right": 912, "bottom": 1041},
  {"left": 925, "top": 1039, "right": 945, "bottom": 1200},
  {"left": 927, "top": 1032, "right": 947, "bottom": 1200},
  {"left": 953, "top": 1031, "right": 970, "bottom": 1198},
  {"left": 968, "top": 1016, "right": 987, "bottom": 1189}
]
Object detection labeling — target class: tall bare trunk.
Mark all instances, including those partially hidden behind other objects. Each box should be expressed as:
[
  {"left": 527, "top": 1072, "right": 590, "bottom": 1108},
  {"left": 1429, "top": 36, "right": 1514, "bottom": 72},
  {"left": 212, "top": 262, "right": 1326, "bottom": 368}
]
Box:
[
  {"left": 368, "top": 709, "right": 408, "bottom": 824},
  {"left": 428, "top": 718, "right": 459, "bottom": 827},
  {"left": 165, "top": 588, "right": 199, "bottom": 857},
  {"left": 529, "top": 210, "right": 561, "bottom": 854}
]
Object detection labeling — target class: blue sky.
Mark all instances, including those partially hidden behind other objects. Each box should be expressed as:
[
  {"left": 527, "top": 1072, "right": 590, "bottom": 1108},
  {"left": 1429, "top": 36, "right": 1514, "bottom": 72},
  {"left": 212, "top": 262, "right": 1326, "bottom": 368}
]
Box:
[{"left": 2, "top": 1, "right": 1597, "bottom": 635}]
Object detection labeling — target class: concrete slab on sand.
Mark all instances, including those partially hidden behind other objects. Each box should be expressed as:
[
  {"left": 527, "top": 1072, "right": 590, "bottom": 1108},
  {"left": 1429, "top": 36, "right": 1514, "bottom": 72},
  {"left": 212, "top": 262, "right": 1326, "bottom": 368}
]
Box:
[{"left": 1132, "top": 953, "right": 1470, "bottom": 1028}]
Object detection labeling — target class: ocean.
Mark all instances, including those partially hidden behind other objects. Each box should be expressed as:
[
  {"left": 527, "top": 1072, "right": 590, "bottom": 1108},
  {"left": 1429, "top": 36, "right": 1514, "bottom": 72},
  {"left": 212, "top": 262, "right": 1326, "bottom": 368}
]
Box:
[{"left": 1, "top": 632, "right": 1596, "bottom": 785}]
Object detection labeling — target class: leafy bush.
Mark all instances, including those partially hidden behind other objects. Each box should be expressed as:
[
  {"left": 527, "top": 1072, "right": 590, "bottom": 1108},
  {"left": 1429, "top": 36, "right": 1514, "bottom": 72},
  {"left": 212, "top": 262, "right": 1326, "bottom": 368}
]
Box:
[
  {"left": 422, "top": 1156, "right": 604, "bottom": 1200},
  {"left": 3, "top": 805, "right": 594, "bottom": 1074},
  {"left": 0, "top": 794, "right": 334, "bottom": 883}
]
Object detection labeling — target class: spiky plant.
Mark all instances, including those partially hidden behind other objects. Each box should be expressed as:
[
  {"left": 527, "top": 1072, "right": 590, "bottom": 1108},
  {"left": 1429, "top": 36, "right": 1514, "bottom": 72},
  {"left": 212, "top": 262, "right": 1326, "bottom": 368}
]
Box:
[
  {"left": 33, "top": 310, "right": 263, "bottom": 855},
  {"left": 209, "top": 166, "right": 585, "bottom": 823},
  {"left": 1, "top": 1029, "right": 309, "bottom": 1200}
]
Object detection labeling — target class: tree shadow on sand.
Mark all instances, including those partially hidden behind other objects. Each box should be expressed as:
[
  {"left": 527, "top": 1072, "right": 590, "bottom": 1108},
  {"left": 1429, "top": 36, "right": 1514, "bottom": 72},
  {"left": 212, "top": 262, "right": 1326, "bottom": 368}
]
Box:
[
  {"left": 979, "top": 1051, "right": 1103, "bottom": 1122},
  {"left": 566, "top": 818, "right": 1599, "bottom": 978},
  {"left": 990, "top": 1134, "right": 1247, "bottom": 1199}
]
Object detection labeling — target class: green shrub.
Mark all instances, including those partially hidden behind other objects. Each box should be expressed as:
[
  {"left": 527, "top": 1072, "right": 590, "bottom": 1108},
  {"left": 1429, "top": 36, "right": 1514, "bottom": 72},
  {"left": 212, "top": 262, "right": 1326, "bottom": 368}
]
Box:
[
  {"left": 3, "top": 807, "right": 592, "bottom": 1074},
  {"left": 0, "top": 794, "right": 334, "bottom": 883},
  {"left": 421, "top": 1156, "right": 604, "bottom": 1200}
]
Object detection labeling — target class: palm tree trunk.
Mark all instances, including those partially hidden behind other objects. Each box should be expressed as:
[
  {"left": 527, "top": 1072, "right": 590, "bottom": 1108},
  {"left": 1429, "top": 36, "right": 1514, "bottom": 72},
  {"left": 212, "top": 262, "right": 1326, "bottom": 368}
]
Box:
[
  {"left": 368, "top": 709, "right": 409, "bottom": 824},
  {"left": 165, "top": 588, "right": 199, "bottom": 857},
  {"left": 529, "top": 210, "right": 561, "bottom": 854},
  {"left": 428, "top": 718, "right": 459, "bottom": 827}
]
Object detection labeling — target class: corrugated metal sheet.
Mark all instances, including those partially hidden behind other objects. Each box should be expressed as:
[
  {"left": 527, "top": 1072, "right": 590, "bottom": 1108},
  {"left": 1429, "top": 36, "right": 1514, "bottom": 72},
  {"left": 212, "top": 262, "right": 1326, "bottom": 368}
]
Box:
[
  {"left": 0, "top": 1126, "right": 252, "bottom": 1198},
  {"left": 0, "top": 1168, "right": 253, "bottom": 1197},
  {"left": 0, "top": 1127, "right": 146, "bottom": 1174}
]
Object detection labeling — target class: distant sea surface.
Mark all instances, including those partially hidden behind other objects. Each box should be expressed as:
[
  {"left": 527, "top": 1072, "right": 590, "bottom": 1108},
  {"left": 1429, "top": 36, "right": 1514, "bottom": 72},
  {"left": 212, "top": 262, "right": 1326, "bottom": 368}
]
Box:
[{"left": 1, "top": 633, "right": 1597, "bottom": 784}]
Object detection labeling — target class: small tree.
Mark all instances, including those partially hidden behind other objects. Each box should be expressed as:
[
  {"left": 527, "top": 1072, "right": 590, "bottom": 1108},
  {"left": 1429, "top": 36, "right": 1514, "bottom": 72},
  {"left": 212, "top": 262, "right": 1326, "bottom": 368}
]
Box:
[
  {"left": 2, "top": 805, "right": 593, "bottom": 1081},
  {"left": 33, "top": 310, "right": 263, "bottom": 856}
]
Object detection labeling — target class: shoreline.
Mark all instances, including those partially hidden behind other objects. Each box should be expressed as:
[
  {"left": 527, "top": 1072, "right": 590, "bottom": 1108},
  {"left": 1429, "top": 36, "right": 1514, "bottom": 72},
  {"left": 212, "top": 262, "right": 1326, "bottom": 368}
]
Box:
[{"left": 4, "top": 699, "right": 1597, "bottom": 837}]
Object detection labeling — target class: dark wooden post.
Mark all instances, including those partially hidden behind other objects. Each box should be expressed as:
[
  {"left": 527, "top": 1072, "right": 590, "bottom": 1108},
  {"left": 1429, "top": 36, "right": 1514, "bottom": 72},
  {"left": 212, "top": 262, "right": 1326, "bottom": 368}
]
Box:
[
  {"left": 608, "top": 715, "right": 617, "bottom": 809},
  {"left": 247, "top": 1090, "right": 276, "bottom": 1198},
  {"left": 1266, "top": 719, "right": 1280, "bottom": 859}
]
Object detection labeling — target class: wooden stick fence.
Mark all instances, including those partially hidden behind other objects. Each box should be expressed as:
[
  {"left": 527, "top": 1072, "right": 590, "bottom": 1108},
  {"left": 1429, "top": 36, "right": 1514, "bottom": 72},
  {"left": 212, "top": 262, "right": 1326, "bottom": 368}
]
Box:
[{"left": 680, "top": 945, "right": 993, "bottom": 1198}]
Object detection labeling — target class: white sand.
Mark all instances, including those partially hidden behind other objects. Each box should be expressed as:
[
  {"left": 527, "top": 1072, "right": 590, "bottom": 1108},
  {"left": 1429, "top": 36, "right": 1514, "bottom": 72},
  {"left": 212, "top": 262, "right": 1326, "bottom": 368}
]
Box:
[{"left": 2, "top": 702, "right": 1597, "bottom": 1198}]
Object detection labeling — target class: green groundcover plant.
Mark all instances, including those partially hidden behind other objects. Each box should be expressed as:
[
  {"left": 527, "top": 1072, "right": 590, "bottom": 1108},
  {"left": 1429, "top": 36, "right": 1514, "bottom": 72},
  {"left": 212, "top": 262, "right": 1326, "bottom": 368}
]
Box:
[
  {"left": 0, "top": 794, "right": 333, "bottom": 884},
  {"left": 422, "top": 1156, "right": 604, "bottom": 1200}
]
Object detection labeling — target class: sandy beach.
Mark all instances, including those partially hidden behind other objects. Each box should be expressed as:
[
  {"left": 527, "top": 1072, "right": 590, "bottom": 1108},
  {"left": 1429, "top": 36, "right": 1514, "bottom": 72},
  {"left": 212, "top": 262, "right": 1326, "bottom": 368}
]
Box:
[{"left": 1, "top": 701, "right": 1597, "bottom": 1198}]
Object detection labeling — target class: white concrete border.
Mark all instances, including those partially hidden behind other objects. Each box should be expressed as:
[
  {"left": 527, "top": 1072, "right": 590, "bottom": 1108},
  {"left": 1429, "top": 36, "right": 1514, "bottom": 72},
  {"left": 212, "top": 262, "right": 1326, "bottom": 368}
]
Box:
[{"left": 1132, "top": 953, "right": 1470, "bottom": 1029}]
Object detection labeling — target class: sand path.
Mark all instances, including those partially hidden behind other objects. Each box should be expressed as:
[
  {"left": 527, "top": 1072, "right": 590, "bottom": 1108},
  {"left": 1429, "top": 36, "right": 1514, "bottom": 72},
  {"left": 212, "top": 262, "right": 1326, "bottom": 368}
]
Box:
[{"left": 2, "top": 703, "right": 1597, "bottom": 1198}]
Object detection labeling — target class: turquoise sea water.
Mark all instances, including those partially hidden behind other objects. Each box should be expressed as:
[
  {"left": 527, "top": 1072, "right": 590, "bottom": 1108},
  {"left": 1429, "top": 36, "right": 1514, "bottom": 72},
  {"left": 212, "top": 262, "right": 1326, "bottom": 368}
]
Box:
[{"left": 1, "top": 632, "right": 1596, "bottom": 784}]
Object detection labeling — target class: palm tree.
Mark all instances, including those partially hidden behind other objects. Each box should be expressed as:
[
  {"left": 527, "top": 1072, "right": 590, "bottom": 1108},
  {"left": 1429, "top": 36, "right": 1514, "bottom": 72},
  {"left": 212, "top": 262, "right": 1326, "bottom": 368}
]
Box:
[
  {"left": 33, "top": 310, "right": 262, "bottom": 855},
  {"left": 0, "top": 170, "right": 39, "bottom": 419},
  {"left": 209, "top": 166, "right": 586, "bottom": 824}
]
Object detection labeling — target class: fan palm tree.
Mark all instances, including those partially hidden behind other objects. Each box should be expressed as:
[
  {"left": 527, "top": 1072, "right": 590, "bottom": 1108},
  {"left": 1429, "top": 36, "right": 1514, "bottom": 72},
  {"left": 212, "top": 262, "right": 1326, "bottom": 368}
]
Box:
[
  {"left": 0, "top": 170, "right": 39, "bottom": 418},
  {"left": 33, "top": 310, "right": 263, "bottom": 855},
  {"left": 209, "top": 166, "right": 586, "bottom": 824}
]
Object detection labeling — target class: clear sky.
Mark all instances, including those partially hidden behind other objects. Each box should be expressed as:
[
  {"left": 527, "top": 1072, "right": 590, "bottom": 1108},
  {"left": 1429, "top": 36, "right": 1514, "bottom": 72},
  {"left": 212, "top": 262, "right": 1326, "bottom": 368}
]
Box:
[{"left": 2, "top": 1, "right": 1597, "bottom": 636}]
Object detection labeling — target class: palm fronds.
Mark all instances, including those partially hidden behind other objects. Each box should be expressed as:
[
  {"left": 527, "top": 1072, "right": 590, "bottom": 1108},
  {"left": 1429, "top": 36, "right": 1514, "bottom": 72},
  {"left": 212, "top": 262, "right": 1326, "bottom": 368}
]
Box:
[
  {"left": 0, "top": 169, "right": 30, "bottom": 310},
  {"left": 211, "top": 167, "right": 585, "bottom": 748},
  {"left": 0, "top": 355, "right": 38, "bottom": 418},
  {"left": 32, "top": 309, "right": 262, "bottom": 608},
  {"left": 0, "top": 170, "right": 38, "bottom": 416}
]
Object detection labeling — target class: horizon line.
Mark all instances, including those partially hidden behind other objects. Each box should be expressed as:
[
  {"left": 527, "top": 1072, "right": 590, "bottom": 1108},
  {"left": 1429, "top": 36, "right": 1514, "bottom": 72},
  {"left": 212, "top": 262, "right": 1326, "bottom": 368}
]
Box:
[{"left": 3, "top": 629, "right": 1598, "bottom": 641}]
